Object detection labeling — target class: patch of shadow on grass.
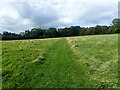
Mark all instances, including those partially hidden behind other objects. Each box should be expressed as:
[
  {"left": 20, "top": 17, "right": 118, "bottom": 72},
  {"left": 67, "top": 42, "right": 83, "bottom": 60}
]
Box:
[
  {"left": 2, "top": 69, "right": 13, "bottom": 82},
  {"left": 95, "top": 81, "right": 116, "bottom": 88}
]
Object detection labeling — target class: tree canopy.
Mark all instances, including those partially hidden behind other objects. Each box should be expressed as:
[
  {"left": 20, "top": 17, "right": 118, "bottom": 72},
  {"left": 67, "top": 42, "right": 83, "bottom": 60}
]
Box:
[{"left": 1, "top": 18, "right": 119, "bottom": 40}]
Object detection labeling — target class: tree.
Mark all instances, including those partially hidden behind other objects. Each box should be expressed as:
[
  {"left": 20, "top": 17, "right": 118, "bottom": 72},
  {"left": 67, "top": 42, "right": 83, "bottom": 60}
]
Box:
[
  {"left": 46, "top": 28, "right": 58, "bottom": 37},
  {"left": 112, "top": 18, "right": 120, "bottom": 33},
  {"left": 94, "top": 25, "right": 102, "bottom": 34},
  {"left": 112, "top": 18, "right": 120, "bottom": 25},
  {"left": 30, "top": 28, "right": 44, "bottom": 38},
  {"left": 2, "top": 31, "right": 21, "bottom": 40},
  {"left": 70, "top": 26, "right": 80, "bottom": 36}
]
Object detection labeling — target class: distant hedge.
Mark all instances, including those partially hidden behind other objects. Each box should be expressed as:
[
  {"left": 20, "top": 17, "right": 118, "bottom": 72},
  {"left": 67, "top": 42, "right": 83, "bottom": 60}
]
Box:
[{"left": 1, "top": 18, "right": 120, "bottom": 40}]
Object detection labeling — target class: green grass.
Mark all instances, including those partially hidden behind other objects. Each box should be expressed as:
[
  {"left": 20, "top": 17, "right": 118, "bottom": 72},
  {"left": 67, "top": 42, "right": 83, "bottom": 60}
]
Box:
[
  {"left": 67, "top": 34, "right": 118, "bottom": 88},
  {"left": 2, "top": 34, "right": 118, "bottom": 88},
  {"left": 2, "top": 38, "right": 59, "bottom": 88}
]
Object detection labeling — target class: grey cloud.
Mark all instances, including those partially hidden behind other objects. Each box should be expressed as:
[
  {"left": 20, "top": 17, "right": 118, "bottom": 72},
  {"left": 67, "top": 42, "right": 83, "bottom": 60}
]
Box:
[
  {"left": 0, "top": 0, "right": 118, "bottom": 33},
  {"left": 77, "top": 2, "right": 117, "bottom": 25},
  {"left": 13, "top": 2, "right": 59, "bottom": 27}
]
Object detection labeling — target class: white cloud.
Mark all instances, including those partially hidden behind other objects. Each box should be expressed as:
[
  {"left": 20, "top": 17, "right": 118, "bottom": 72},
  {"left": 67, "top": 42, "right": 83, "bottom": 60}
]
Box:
[{"left": 0, "top": 0, "right": 119, "bottom": 33}]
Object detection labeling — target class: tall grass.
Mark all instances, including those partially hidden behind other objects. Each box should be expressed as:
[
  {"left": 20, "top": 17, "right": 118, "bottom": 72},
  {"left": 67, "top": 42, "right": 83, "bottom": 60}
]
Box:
[
  {"left": 2, "top": 34, "right": 118, "bottom": 88},
  {"left": 67, "top": 34, "right": 118, "bottom": 88}
]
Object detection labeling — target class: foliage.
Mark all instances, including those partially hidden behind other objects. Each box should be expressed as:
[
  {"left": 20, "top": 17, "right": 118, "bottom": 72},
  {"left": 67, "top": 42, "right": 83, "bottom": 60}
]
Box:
[
  {"left": 111, "top": 18, "right": 120, "bottom": 33},
  {"left": 2, "top": 18, "right": 119, "bottom": 40}
]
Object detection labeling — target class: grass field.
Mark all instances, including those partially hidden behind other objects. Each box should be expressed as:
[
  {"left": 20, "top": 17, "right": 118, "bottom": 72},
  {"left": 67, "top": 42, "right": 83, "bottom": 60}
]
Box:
[{"left": 2, "top": 34, "right": 118, "bottom": 88}]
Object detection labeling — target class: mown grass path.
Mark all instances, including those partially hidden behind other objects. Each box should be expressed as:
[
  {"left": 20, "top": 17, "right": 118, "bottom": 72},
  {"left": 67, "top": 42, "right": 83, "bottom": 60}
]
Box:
[
  {"left": 2, "top": 34, "right": 118, "bottom": 88},
  {"left": 2, "top": 38, "right": 91, "bottom": 88},
  {"left": 35, "top": 38, "right": 91, "bottom": 88}
]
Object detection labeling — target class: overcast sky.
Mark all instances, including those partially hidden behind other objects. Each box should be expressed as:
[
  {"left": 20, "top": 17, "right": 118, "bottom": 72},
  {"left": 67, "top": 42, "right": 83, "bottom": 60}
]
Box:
[{"left": 0, "top": 0, "right": 119, "bottom": 33}]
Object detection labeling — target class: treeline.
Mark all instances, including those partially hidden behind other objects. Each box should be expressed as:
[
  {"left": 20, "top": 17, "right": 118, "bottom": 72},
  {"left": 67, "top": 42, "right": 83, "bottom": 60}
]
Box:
[{"left": 2, "top": 18, "right": 120, "bottom": 40}]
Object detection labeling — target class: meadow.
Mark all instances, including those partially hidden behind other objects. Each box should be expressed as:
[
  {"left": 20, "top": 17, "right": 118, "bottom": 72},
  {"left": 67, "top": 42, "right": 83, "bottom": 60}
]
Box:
[{"left": 2, "top": 34, "right": 118, "bottom": 88}]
